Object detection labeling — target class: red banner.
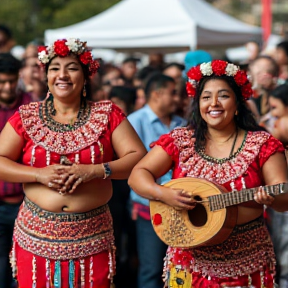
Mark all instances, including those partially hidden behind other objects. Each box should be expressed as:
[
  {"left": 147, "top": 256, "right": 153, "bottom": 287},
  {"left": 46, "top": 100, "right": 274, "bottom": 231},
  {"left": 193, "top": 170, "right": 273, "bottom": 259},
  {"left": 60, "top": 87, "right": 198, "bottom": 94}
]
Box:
[{"left": 261, "top": 0, "right": 272, "bottom": 43}]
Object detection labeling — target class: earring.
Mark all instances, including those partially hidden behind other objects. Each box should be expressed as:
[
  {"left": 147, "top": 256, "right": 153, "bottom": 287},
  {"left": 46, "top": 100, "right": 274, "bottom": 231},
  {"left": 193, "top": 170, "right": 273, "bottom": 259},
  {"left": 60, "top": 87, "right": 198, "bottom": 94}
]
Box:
[{"left": 83, "top": 82, "right": 86, "bottom": 97}]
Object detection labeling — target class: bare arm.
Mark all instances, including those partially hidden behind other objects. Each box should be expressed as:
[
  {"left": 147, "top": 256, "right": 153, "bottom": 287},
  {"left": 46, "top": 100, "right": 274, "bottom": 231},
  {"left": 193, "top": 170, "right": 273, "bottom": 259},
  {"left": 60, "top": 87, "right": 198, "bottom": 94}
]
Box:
[
  {"left": 108, "top": 118, "right": 147, "bottom": 179},
  {"left": 0, "top": 122, "right": 68, "bottom": 187},
  {"left": 128, "top": 146, "right": 196, "bottom": 210},
  {"left": 254, "top": 152, "right": 288, "bottom": 212}
]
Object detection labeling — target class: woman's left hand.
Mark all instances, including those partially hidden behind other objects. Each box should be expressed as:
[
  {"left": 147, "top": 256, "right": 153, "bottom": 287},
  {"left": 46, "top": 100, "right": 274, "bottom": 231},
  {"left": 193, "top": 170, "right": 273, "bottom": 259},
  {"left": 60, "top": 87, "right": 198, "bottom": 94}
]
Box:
[
  {"left": 59, "top": 164, "right": 104, "bottom": 194},
  {"left": 254, "top": 186, "right": 275, "bottom": 206}
]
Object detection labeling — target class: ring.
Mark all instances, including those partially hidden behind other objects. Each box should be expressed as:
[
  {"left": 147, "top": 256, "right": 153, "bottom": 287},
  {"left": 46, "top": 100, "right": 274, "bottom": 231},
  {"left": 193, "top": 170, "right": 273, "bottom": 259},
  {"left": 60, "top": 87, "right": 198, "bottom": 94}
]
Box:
[
  {"left": 48, "top": 182, "right": 53, "bottom": 188},
  {"left": 59, "top": 191, "right": 67, "bottom": 196}
]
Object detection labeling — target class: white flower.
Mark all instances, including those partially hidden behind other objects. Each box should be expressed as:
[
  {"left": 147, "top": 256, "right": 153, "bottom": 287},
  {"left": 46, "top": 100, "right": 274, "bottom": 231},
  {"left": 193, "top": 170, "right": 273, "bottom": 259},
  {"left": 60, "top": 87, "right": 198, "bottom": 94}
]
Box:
[
  {"left": 66, "top": 38, "right": 81, "bottom": 53},
  {"left": 200, "top": 62, "right": 213, "bottom": 76},
  {"left": 38, "top": 51, "right": 49, "bottom": 64},
  {"left": 225, "top": 63, "right": 239, "bottom": 76},
  {"left": 189, "top": 79, "right": 197, "bottom": 87}
]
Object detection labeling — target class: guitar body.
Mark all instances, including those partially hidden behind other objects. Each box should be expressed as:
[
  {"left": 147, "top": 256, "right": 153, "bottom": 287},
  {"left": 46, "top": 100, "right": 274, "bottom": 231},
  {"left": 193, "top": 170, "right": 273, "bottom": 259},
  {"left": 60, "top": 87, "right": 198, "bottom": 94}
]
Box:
[{"left": 150, "top": 177, "right": 238, "bottom": 248}]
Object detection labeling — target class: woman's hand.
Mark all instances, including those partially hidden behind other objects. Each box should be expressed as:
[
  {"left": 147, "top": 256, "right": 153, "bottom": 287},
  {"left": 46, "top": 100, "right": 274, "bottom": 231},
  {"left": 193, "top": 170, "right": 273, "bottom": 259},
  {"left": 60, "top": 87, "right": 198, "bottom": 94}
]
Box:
[
  {"left": 159, "top": 186, "right": 197, "bottom": 210},
  {"left": 59, "top": 164, "right": 104, "bottom": 194},
  {"left": 254, "top": 186, "right": 275, "bottom": 207},
  {"left": 35, "top": 165, "right": 70, "bottom": 191}
]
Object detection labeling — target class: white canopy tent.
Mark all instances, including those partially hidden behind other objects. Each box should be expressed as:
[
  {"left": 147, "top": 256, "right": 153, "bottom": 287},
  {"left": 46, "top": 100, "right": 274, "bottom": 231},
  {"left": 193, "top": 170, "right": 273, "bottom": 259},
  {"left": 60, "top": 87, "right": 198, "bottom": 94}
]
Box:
[{"left": 45, "top": 0, "right": 262, "bottom": 53}]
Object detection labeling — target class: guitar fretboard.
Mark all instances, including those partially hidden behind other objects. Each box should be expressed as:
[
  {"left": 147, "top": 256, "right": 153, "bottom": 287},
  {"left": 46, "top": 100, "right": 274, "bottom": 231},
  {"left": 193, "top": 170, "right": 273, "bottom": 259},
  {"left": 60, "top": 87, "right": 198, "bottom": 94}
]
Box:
[{"left": 208, "top": 183, "right": 288, "bottom": 211}]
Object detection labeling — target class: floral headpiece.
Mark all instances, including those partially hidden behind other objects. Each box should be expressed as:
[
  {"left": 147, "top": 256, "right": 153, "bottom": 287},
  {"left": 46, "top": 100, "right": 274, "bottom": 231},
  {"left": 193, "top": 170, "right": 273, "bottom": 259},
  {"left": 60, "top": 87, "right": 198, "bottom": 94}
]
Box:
[
  {"left": 186, "top": 60, "right": 253, "bottom": 100},
  {"left": 38, "top": 38, "right": 100, "bottom": 76}
]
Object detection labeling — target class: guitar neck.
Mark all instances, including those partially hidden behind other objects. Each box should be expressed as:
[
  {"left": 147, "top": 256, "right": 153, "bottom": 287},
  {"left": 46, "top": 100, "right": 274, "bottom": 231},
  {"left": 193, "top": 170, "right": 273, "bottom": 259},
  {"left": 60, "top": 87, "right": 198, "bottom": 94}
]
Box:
[{"left": 209, "top": 183, "right": 288, "bottom": 211}]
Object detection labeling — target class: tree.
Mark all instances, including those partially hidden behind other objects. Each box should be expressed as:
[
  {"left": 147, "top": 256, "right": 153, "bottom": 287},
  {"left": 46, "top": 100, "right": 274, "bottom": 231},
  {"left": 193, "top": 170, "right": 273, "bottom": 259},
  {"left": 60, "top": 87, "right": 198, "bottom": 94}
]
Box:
[{"left": 0, "top": 0, "right": 120, "bottom": 46}]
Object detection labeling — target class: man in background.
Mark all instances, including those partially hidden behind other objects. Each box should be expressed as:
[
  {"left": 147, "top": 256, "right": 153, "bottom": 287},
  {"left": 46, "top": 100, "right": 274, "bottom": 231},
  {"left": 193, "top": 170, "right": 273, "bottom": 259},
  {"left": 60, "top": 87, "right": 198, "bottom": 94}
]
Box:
[
  {"left": 0, "top": 53, "right": 31, "bottom": 287},
  {"left": 128, "top": 73, "right": 186, "bottom": 288}
]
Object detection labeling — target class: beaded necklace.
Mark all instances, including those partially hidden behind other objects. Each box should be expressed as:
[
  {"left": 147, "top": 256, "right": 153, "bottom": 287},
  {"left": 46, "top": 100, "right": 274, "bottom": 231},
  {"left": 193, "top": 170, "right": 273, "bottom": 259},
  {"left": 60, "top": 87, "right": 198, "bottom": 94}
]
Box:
[
  {"left": 40, "top": 95, "right": 91, "bottom": 132},
  {"left": 196, "top": 130, "right": 248, "bottom": 164}
]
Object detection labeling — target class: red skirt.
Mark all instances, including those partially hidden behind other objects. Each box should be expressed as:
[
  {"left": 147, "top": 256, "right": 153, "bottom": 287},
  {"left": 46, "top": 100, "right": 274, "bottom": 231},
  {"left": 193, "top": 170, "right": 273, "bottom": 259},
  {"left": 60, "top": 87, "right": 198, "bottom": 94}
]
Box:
[
  {"left": 15, "top": 243, "right": 111, "bottom": 288},
  {"left": 11, "top": 197, "right": 116, "bottom": 288}
]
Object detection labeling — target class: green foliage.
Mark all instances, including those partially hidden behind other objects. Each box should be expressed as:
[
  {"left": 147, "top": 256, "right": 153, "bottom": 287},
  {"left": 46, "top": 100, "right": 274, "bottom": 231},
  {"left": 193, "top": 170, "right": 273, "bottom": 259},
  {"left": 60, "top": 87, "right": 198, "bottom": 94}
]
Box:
[{"left": 0, "top": 0, "right": 120, "bottom": 46}]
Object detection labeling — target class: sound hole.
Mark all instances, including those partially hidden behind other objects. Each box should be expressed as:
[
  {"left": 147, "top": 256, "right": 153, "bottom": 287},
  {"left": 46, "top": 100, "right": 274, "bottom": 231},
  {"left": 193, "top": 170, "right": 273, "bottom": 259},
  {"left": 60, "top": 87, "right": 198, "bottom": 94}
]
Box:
[{"left": 188, "top": 196, "right": 207, "bottom": 227}]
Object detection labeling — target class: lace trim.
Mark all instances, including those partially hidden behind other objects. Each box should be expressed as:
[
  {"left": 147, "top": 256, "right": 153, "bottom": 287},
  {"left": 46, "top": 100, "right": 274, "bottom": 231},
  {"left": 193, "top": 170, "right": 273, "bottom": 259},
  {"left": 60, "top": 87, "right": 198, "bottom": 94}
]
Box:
[
  {"left": 171, "top": 128, "right": 271, "bottom": 184},
  {"left": 19, "top": 101, "right": 113, "bottom": 154}
]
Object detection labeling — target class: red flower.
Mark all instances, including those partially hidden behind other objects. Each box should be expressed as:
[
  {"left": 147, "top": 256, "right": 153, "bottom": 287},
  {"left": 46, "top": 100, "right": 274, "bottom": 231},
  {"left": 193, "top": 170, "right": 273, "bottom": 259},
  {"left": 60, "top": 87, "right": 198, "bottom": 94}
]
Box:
[
  {"left": 234, "top": 70, "right": 248, "bottom": 86},
  {"left": 153, "top": 213, "right": 162, "bottom": 225},
  {"left": 211, "top": 60, "right": 227, "bottom": 76},
  {"left": 54, "top": 39, "right": 70, "bottom": 57},
  {"left": 186, "top": 82, "right": 196, "bottom": 98},
  {"left": 187, "top": 66, "right": 202, "bottom": 82},
  {"left": 79, "top": 51, "right": 93, "bottom": 65},
  {"left": 88, "top": 60, "right": 100, "bottom": 76},
  {"left": 38, "top": 46, "right": 47, "bottom": 53},
  {"left": 241, "top": 83, "right": 253, "bottom": 100}
]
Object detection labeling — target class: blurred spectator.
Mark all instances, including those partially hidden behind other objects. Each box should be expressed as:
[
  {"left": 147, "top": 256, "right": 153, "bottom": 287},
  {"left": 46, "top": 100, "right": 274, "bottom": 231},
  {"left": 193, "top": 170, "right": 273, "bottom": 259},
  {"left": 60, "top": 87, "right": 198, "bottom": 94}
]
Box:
[
  {"left": 265, "top": 83, "right": 288, "bottom": 288},
  {"left": 108, "top": 86, "right": 136, "bottom": 115},
  {"left": 0, "top": 25, "right": 15, "bottom": 53},
  {"left": 163, "top": 62, "right": 185, "bottom": 84},
  {"left": 275, "top": 40, "right": 288, "bottom": 81},
  {"left": 148, "top": 52, "right": 165, "bottom": 70},
  {"left": 128, "top": 73, "right": 186, "bottom": 288},
  {"left": 121, "top": 57, "right": 139, "bottom": 87},
  {"left": 18, "top": 56, "right": 43, "bottom": 93},
  {"left": 175, "top": 78, "right": 191, "bottom": 119},
  {"left": 183, "top": 50, "right": 212, "bottom": 75},
  {"left": 0, "top": 52, "right": 31, "bottom": 288},
  {"left": 245, "top": 41, "right": 261, "bottom": 63},
  {"left": 247, "top": 55, "right": 279, "bottom": 120},
  {"left": 133, "top": 66, "right": 159, "bottom": 111},
  {"left": 101, "top": 64, "right": 124, "bottom": 98}
]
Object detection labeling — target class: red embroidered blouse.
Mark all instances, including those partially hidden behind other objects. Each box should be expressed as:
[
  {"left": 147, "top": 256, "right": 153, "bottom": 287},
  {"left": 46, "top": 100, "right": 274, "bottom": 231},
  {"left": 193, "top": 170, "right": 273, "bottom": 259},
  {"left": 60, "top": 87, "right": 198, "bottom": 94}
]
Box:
[
  {"left": 151, "top": 127, "right": 285, "bottom": 192},
  {"left": 8, "top": 100, "right": 126, "bottom": 167}
]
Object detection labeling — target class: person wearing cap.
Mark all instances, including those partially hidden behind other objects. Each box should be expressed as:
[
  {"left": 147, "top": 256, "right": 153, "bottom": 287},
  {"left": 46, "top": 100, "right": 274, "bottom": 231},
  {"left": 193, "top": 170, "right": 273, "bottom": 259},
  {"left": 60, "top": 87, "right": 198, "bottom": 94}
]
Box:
[
  {"left": 129, "top": 60, "right": 288, "bottom": 288},
  {"left": 0, "top": 38, "right": 146, "bottom": 288}
]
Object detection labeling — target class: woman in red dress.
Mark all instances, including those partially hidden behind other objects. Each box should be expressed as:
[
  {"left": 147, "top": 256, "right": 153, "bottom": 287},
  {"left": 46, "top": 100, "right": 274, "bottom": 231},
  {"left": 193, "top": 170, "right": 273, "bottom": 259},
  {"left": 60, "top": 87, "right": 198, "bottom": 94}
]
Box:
[
  {"left": 129, "top": 60, "right": 288, "bottom": 288},
  {"left": 0, "top": 38, "right": 146, "bottom": 288}
]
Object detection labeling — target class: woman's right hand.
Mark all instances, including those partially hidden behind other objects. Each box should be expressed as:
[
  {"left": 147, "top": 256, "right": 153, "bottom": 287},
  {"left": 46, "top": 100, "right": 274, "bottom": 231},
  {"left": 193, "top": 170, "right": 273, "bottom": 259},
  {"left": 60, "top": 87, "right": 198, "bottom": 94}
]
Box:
[
  {"left": 35, "top": 165, "right": 70, "bottom": 191},
  {"left": 159, "top": 186, "right": 197, "bottom": 210}
]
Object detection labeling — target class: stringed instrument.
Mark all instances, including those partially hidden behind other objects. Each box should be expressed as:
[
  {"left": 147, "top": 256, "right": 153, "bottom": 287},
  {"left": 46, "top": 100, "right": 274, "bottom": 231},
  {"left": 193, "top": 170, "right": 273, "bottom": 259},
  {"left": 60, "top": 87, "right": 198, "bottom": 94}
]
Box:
[{"left": 150, "top": 177, "right": 288, "bottom": 248}]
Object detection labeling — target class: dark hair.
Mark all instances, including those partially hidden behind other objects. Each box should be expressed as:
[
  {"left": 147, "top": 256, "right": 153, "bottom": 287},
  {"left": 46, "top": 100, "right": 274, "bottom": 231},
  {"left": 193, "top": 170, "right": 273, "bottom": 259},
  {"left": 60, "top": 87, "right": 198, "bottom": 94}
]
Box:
[
  {"left": 144, "top": 72, "right": 175, "bottom": 100},
  {"left": 0, "top": 53, "right": 22, "bottom": 74},
  {"left": 0, "top": 24, "right": 12, "bottom": 39},
  {"left": 135, "top": 66, "right": 159, "bottom": 82},
  {"left": 276, "top": 40, "right": 288, "bottom": 58},
  {"left": 108, "top": 86, "right": 136, "bottom": 114},
  {"left": 269, "top": 83, "right": 288, "bottom": 106},
  {"left": 188, "top": 75, "right": 265, "bottom": 149},
  {"left": 163, "top": 62, "right": 185, "bottom": 71},
  {"left": 249, "top": 55, "right": 279, "bottom": 77}
]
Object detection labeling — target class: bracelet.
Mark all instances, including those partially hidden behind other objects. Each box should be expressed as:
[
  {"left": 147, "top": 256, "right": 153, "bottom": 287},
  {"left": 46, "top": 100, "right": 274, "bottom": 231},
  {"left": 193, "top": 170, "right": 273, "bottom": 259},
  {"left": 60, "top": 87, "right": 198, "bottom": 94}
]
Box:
[{"left": 102, "top": 163, "right": 112, "bottom": 179}]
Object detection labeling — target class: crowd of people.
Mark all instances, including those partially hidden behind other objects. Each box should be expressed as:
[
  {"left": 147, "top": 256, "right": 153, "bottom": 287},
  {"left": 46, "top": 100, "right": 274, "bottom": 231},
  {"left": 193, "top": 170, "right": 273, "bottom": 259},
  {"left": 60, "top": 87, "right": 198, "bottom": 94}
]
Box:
[{"left": 0, "top": 22, "right": 288, "bottom": 288}]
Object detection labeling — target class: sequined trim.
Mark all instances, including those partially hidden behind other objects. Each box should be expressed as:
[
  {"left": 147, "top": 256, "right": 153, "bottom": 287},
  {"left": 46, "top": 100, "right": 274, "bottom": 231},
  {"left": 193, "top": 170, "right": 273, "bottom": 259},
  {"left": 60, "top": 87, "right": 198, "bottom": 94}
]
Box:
[
  {"left": 164, "top": 217, "right": 276, "bottom": 279},
  {"left": 19, "top": 100, "right": 113, "bottom": 154},
  {"left": 171, "top": 128, "right": 271, "bottom": 184},
  {"left": 14, "top": 197, "right": 115, "bottom": 260}
]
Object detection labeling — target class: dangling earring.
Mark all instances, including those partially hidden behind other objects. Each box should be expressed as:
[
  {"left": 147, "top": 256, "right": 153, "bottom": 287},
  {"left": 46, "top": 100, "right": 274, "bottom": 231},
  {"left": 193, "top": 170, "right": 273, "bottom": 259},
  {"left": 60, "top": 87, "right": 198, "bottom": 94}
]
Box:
[
  {"left": 83, "top": 82, "right": 86, "bottom": 97},
  {"left": 46, "top": 89, "right": 52, "bottom": 100}
]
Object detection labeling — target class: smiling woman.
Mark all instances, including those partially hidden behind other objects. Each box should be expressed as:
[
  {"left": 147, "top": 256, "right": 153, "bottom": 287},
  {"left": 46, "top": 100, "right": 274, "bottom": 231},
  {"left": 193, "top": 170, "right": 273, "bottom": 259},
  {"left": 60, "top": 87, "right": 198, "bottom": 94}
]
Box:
[
  {"left": 128, "top": 60, "right": 288, "bottom": 288},
  {"left": 0, "top": 38, "right": 146, "bottom": 288}
]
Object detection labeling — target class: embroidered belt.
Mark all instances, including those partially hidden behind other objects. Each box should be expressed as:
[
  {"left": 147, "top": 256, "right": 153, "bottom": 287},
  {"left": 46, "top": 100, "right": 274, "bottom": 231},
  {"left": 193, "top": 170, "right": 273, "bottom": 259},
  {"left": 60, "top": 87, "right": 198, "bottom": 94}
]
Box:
[
  {"left": 14, "top": 197, "right": 114, "bottom": 260},
  {"left": 165, "top": 217, "right": 276, "bottom": 279}
]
